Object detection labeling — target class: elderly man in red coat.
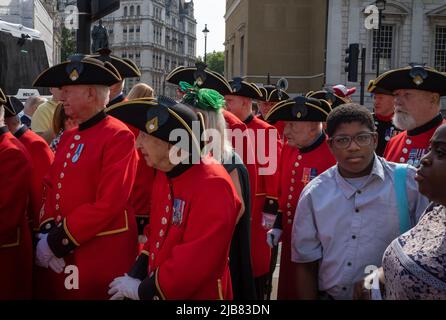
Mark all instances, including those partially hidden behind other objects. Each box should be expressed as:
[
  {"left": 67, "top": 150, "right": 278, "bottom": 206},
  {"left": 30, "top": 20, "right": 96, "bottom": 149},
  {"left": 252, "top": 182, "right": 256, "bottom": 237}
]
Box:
[
  {"left": 0, "top": 88, "right": 33, "bottom": 299},
  {"left": 264, "top": 95, "right": 336, "bottom": 299},
  {"left": 106, "top": 95, "right": 241, "bottom": 300},
  {"left": 372, "top": 64, "right": 446, "bottom": 166},
  {"left": 32, "top": 55, "right": 139, "bottom": 299}
]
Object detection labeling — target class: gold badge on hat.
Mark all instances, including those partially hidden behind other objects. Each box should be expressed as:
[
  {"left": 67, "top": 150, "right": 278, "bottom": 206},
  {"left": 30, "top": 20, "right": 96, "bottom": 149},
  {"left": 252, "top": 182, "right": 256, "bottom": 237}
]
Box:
[
  {"left": 295, "top": 112, "right": 302, "bottom": 119},
  {"left": 69, "top": 69, "right": 79, "bottom": 81},
  {"left": 146, "top": 117, "right": 159, "bottom": 133},
  {"left": 412, "top": 75, "right": 424, "bottom": 86}
]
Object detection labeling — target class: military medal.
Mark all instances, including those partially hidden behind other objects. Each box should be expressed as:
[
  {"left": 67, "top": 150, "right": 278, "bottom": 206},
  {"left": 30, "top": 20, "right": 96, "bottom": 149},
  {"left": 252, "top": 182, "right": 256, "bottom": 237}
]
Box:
[
  {"left": 172, "top": 198, "right": 185, "bottom": 226},
  {"left": 72, "top": 144, "right": 84, "bottom": 163}
]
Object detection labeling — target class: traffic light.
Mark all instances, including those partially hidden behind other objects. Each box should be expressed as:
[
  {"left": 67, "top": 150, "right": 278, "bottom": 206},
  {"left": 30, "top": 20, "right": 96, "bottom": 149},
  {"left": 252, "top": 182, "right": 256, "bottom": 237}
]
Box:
[{"left": 345, "top": 43, "right": 360, "bottom": 82}]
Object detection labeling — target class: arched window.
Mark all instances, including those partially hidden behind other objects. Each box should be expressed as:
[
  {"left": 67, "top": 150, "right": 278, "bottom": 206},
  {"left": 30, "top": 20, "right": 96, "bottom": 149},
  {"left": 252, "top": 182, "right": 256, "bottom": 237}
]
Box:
[
  {"left": 124, "top": 6, "right": 127, "bottom": 16},
  {"left": 137, "top": 5, "right": 141, "bottom": 16},
  {"left": 130, "top": 6, "right": 134, "bottom": 16}
]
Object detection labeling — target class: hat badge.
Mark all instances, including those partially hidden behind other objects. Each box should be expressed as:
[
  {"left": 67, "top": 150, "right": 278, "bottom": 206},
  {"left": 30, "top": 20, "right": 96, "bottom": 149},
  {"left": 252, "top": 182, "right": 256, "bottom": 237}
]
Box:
[
  {"left": 412, "top": 75, "right": 423, "bottom": 86},
  {"left": 70, "top": 69, "right": 80, "bottom": 81},
  {"left": 146, "top": 117, "right": 159, "bottom": 133}
]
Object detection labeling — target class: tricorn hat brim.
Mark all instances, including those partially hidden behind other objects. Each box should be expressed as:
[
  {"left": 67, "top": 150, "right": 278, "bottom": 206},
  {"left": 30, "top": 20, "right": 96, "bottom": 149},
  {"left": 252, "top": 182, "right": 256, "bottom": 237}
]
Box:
[
  {"left": 166, "top": 66, "right": 233, "bottom": 96},
  {"left": 3, "top": 96, "right": 24, "bottom": 118},
  {"left": 258, "top": 86, "right": 290, "bottom": 102},
  {"left": 367, "top": 80, "right": 393, "bottom": 95},
  {"left": 33, "top": 56, "right": 122, "bottom": 88},
  {"left": 227, "top": 80, "right": 263, "bottom": 100},
  {"left": 0, "top": 87, "right": 6, "bottom": 104},
  {"left": 306, "top": 90, "right": 350, "bottom": 108},
  {"left": 373, "top": 65, "right": 446, "bottom": 96},
  {"left": 90, "top": 54, "right": 141, "bottom": 78},
  {"left": 105, "top": 98, "right": 203, "bottom": 155},
  {"left": 265, "top": 96, "right": 332, "bottom": 123}
]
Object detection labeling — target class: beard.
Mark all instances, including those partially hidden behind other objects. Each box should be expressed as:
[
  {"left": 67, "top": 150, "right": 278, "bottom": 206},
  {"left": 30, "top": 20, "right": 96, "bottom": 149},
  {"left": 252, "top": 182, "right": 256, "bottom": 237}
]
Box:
[{"left": 393, "top": 110, "right": 417, "bottom": 130}]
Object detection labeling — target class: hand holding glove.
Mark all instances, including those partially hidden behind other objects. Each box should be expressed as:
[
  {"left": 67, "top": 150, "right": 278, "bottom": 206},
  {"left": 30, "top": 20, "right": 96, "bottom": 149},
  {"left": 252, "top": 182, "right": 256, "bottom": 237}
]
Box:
[
  {"left": 108, "top": 273, "right": 141, "bottom": 300},
  {"left": 266, "top": 228, "right": 283, "bottom": 248},
  {"left": 35, "top": 233, "right": 66, "bottom": 273}
]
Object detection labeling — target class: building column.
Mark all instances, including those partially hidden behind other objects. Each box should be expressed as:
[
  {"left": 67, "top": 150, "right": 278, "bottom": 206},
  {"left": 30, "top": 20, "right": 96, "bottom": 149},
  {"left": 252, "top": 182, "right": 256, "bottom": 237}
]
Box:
[
  {"left": 410, "top": 0, "right": 424, "bottom": 63},
  {"left": 325, "top": 0, "right": 343, "bottom": 85}
]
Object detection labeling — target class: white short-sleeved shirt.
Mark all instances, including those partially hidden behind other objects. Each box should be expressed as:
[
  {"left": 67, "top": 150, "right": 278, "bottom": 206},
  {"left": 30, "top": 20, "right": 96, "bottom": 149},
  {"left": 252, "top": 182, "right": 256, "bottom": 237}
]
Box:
[{"left": 291, "top": 156, "right": 429, "bottom": 300}]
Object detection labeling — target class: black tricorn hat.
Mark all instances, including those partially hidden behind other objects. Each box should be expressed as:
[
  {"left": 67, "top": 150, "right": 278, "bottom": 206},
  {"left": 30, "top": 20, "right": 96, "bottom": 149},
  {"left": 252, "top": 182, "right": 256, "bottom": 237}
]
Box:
[
  {"left": 105, "top": 96, "right": 204, "bottom": 156},
  {"left": 373, "top": 64, "right": 446, "bottom": 96},
  {"left": 264, "top": 96, "right": 332, "bottom": 123},
  {"left": 258, "top": 85, "right": 290, "bottom": 102},
  {"left": 367, "top": 80, "right": 393, "bottom": 95},
  {"left": 33, "top": 54, "right": 122, "bottom": 87},
  {"left": 0, "top": 87, "right": 6, "bottom": 104},
  {"left": 166, "top": 62, "right": 233, "bottom": 96},
  {"left": 306, "top": 90, "right": 350, "bottom": 108},
  {"left": 3, "top": 96, "right": 24, "bottom": 118},
  {"left": 90, "top": 48, "right": 141, "bottom": 78},
  {"left": 227, "top": 77, "right": 263, "bottom": 100}
]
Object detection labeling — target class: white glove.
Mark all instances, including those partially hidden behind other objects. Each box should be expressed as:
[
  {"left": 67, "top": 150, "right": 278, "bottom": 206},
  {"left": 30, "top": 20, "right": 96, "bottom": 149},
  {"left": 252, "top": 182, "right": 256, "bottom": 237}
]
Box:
[
  {"left": 35, "top": 233, "right": 66, "bottom": 273},
  {"left": 266, "top": 228, "right": 283, "bottom": 248},
  {"left": 108, "top": 273, "right": 141, "bottom": 300}
]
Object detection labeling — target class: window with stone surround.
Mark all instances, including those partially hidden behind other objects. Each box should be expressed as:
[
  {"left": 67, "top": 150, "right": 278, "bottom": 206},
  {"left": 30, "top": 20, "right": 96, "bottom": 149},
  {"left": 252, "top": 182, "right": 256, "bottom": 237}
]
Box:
[
  {"left": 371, "top": 25, "right": 394, "bottom": 72},
  {"left": 435, "top": 26, "right": 446, "bottom": 72}
]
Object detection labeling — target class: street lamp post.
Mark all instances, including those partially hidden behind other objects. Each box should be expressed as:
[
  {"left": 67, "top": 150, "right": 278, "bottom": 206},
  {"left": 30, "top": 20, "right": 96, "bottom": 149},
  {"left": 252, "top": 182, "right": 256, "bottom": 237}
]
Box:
[
  {"left": 202, "top": 24, "right": 209, "bottom": 64},
  {"left": 375, "top": 0, "right": 386, "bottom": 77}
]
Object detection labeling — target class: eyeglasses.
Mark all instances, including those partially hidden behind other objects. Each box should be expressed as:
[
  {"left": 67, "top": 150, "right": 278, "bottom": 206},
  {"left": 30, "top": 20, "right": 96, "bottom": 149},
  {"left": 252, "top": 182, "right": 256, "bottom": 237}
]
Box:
[{"left": 329, "top": 132, "right": 375, "bottom": 149}]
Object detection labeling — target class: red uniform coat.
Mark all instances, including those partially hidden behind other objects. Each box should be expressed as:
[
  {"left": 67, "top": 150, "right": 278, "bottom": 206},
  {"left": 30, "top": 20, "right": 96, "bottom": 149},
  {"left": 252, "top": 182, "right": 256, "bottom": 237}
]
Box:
[
  {"left": 224, "top": 110, "right": 257, "bottom": 204},
  {"left": 35, "top": 112, "right": 138, "bottom": 300},
  {"left": 139, "top": 158, "right": 240, "bottom": 300},
  {"left": 384, "top": 114, "right": 444, "bottom": 167},
  {"left": 14, "top": 126, "right": 54, "bottom": 230},
  {"left": 277, "top": 135, "right": 336, "bottom": 299},
  {"left": 123, "top": 124, "right": 156, "bottom": 236},
  {"left": 0, "top": 128, "right": 33, "bottom": 299},
  {"left": 245, "top": 115, "right": 282, "bottom": 277}
]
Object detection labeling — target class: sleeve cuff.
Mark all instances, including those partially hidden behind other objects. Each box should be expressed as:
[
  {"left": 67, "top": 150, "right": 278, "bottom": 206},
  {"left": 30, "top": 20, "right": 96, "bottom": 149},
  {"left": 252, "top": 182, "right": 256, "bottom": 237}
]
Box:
[
  {"left": 47, "top": 219, "right": 79, "bottom": 258},
  {"left": 263, "top": 197, "right": 279, "bottom": 215},
  {"left": 39, "top": 218, "right": 56, "bottom": 234},
  {"left": 136, "top": 216, "right": 149, "bottom": 235},
  {"left": 138, "top": 269, "right": 164, "bottom": 300},
  {"left": 128, "top": 251, "right": 149, "bottom": 280},
  {"left": 273, "top": 211, "right": 283, "bottom": 230}
]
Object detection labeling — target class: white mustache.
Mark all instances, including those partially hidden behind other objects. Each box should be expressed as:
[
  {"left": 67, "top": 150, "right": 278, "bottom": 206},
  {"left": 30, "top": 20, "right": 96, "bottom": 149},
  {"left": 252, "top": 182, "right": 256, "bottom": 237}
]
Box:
[{"left": 394, "top": 107, "right": 408, "bottom": 114}]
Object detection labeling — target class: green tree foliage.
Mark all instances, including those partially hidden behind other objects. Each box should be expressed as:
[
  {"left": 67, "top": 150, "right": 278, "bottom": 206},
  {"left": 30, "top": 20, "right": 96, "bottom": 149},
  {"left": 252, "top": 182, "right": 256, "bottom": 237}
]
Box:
[
  {"left": 197, "top": 51, "right": 224, "bottom": 75},
  {"left": 61, "top": 27, "right": 76, "bottom": 61}
]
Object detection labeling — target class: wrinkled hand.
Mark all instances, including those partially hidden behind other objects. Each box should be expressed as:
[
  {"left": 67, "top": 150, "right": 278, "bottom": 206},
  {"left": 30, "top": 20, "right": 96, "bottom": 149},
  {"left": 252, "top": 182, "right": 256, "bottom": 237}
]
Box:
[
  {"left": 108, "top": 274, "right": 141, "bottom": 300},
  {"left": 266, "top": 228, "right": 283, "bottom": 248},
  {"left": 35, "top": 233, "right": 66, "bottom": 273},
  {"left": 262, "top": 212, "right": 276, "bottom": 230}
]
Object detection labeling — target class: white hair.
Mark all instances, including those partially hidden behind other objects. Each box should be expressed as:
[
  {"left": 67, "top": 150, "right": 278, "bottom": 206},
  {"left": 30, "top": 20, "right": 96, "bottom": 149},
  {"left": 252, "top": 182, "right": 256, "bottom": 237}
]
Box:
[
  {"left": 94, "top": 85, "right": 111, "bottom": 106},
  {"left": 196, "top": 107, "right": 233, "bottom": 163}
]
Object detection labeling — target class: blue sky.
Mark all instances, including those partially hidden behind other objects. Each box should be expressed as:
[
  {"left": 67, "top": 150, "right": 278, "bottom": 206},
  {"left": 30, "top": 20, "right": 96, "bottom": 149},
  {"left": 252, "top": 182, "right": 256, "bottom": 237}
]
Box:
[{"left": 193, "top": 0, "right": 226, "bottom": 56}]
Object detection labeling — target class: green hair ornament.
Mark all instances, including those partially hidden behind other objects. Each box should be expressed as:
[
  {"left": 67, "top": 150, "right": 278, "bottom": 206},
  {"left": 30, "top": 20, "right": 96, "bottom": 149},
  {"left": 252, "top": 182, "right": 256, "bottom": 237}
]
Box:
[{"left": 179, "top": 81, "right": 225, "bottom": 112}]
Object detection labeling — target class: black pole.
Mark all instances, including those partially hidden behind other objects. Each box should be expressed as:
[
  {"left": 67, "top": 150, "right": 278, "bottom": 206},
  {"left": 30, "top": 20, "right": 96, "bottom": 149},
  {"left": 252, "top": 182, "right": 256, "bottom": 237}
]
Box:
[
  {"left": 376, "top": 10, "right": 382, "bottom": 77},
  {"left": 204, "top": 35, "right": 207, "bottom": 64},
  {"left": 77, "top": 0, "right": 92, "bottom": 54},
  {"left": 360, "top": 47, "right": 366, "bottom": 105}
]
